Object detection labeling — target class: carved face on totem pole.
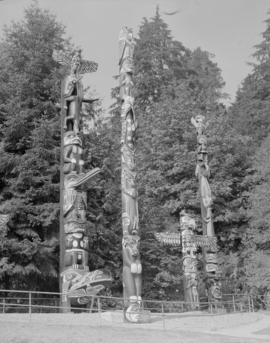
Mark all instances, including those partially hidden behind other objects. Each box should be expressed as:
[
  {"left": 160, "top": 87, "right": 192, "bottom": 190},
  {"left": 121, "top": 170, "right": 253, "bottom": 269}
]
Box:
[
  {"left": 198, "top": 135, "right": 207, "bottom": 154},
  {"left": 209, "top": 279, "right": 222, "bottom": 300},
  {"left": 180, "top": 213, "right": 196, "bottom": 232},
  {"left": 70, "top": 49, "right": 82, "bottom": 75},
  {"left": 191, "top": 114, "right": 206, "bottom": 135},
  {"left": 119, "top": 27, "right": 135, "bottom": 74},
  {"left": 65, "top": 232, "right": 88, "bottom": 250},
  {"left": 120, "top": 73, "right": 134, "bottom": 99},
  {"left": 123, "top": 235, "right": 140, "bottom": 257},
  {"left": 64, "top": 131, "right": 82, "bottom": 147},
  {"left": 63, "top": 132, "right": 84, "bottom": 174},
  {"left": 186, "top": 273, "right": 198, "bottom": 287},
  {"left": 183, "top": 255, "right": 197, "bottom": 272},
  {"left": 122, "top": 212, "right": 139, "bottom": 236},
  {"left": 64, "top": 185, "right": 87, "bottom": 226}
]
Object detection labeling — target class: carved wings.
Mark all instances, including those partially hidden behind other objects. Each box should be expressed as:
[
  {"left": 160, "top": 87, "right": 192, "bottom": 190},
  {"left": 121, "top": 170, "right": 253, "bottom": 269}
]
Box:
[
  {"left": 155, "top": 232, "right": 181, "bottom": 246},
  {"left": 79, "top": 60, "right": 98, "bottom": 74},
  {"left": 52, "top": 50, "right": 98, "bottom": 74},
  {"left": 155, "top": 231, "right": 217, "bottom": 250}
]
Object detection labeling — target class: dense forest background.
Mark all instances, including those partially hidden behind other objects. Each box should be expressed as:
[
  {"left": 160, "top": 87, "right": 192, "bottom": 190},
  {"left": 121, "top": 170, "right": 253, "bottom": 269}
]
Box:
[{"left": 0, "top": 3, "right": 270, "bottom": 299}]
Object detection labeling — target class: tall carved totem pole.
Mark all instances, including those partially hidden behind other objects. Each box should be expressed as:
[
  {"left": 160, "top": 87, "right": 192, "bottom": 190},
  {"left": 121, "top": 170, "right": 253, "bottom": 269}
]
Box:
[
  {"left": 155, "top": 212, "right": 217, "bottom": 309},
  {"left": 191, "top": 115, "right": 222, "bottom": 304},
  {"left": 119, "top": 27, "right": 146, "bottom": 323},
  {"left": 54, "top": 49, "right": 111, "bottom": 309}
]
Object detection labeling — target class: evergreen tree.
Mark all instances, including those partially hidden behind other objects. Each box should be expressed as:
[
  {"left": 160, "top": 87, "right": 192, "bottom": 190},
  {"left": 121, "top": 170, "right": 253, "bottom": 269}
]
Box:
[
  {"left": 227, "top": 9, "right": 270, "bottom": 292},
  {"left": 0, "top": 3, "right": 70, "bottom": 290},
  {"left": 230, "top": 10, "right": 270, "bottom": 146},
  {"left": 134, "top": 7, "right": 191, "bottom": 110},
  {"left": 240, "top": 134, "right": 270, "bottom": 292},
  {"left": 131, "top": 9, "right": 252, "bottom": 298},
  {"left": 82, "top": 112, "right": 123, "bottom": 295}
]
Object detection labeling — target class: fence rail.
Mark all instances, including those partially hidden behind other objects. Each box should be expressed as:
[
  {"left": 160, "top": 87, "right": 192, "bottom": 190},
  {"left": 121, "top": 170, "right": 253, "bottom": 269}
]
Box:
[{"left": 0, "top": 289, "right": 269, "bottom": 315}]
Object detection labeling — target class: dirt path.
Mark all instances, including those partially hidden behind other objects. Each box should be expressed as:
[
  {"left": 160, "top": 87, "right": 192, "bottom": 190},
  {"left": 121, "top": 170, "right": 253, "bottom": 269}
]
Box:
[{"left": 0, "top": 312, "right": 269, "bottom": 343}]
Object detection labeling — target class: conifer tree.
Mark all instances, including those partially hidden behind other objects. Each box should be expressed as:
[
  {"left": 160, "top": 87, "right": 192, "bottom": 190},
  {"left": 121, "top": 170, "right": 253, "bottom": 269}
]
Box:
[
  {"left": 228, "top": 9, "right": 270, "bottom": 292},
  {"left": 230, "top": 10, "right": 270, "bottom": 146},
  {"left": 240, "top": 135, "right": 270, "bottom": 292},
  {"left": 132, "top": 8, "right": 251, "bottom": 298},
  {"left": 0, "top": 3, "right": 70, "bottom": 290}
]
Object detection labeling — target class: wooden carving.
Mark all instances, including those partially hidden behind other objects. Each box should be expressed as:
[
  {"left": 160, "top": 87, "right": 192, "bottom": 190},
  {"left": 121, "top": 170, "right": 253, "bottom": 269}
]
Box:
[
  {"left": 53, "top": 49, "right": 111, "bottom": 308},
  {"left": 191, "top": 115, "right": 222, "bottom": 304}
]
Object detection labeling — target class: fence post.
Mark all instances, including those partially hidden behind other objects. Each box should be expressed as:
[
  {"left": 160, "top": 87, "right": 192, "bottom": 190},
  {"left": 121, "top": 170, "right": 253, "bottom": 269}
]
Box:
[
  {"left": 232, "top": 295, "right": 236, "bottom": 312},
  {"left": 251, "top": 297, "right": 254, "bottom": 312},
  {"left": 97, "top": 297, "right": 101, "bottom": 313},
  {"left": 248, "top": 296, "right": 251, "bottom": 312},
  {"left": 29, "top": 292, "right": 32, "bottom": 317},
  {"left": 89, "top": 296, "right": 95, "bottom": 313},
  {"left": 209, "top": 302, "right": 213, "bottom": 314},
  {"left": 161, "top": 302, "right": 165, "bottom": 330},
  {"left": 2, "top": 298, "right": 5, "bottom": 313}
]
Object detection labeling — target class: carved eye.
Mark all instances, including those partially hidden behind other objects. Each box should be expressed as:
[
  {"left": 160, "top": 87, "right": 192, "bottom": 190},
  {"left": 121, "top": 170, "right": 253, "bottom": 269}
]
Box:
[{"left": 73, "top": 241, "right": 78, "bottom": 248}]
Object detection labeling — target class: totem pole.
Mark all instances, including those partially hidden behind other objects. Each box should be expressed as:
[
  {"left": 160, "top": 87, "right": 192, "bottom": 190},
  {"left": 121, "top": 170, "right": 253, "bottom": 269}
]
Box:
[
  {"left": 119, "top": 27, "right": 148, "bottom": 323},
  {"left": 191, "top": 115, "right": 222, "bottom": 304},
  {"left": 155, "top": 212, "right": 217, "bottom": 309},
  {"left": 53, "top": 49, "right": 111, "bottom": 309},
  {"left": 181, "top": 213, "right": 199, "bottom": 309}
]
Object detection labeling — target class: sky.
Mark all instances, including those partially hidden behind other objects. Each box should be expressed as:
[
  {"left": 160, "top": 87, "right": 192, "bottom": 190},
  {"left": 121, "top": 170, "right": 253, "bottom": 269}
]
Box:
[{"left": 0, "top": 0, "right": 269, "bottom": 111}]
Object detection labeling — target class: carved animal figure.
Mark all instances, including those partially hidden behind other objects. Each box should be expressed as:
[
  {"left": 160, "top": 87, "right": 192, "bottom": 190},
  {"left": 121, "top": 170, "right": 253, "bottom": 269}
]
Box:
[{"left": 122, "top": 235, "right": 142, "bottom": 300}]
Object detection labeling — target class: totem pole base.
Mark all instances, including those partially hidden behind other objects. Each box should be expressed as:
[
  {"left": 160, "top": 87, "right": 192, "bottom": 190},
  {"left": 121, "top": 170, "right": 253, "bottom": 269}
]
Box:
[
  {"left": 61, "top": 297, "right": 71, "bottom": 313},
  {"left": 123, "top": 307, "right": 151, "bottom": 323},
  {"left": 123, "top": 296, "right": 151, "bottom": 323}
]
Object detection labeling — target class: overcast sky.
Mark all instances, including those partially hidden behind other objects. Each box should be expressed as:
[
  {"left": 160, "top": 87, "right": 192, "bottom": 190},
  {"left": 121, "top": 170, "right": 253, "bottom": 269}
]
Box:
[{"left": 0, "top": 0, "right": 269, "bottom": 110}]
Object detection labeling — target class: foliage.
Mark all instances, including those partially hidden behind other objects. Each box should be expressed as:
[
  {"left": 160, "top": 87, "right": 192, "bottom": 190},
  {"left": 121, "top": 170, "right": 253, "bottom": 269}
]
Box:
[
  {"left": 229, "top": 10, "right": 270, "bottom": 147},
  {"left": 132, "top": 8, "right": 253, "bottom": 299},
  {"left": 0, "top": 3, "right": 69, "bottom": 290},
  {"left": 227, "top": 11, "right": 270, "bottom": 292},
  {"left": 1, "top": 3, "right": 270, "bottom": 299},
  {"left": 239, "top": 135, "right": 270, "bottom": 292},
  {"left": 82, "top": 113, "right": 123, "bottom": 294}
]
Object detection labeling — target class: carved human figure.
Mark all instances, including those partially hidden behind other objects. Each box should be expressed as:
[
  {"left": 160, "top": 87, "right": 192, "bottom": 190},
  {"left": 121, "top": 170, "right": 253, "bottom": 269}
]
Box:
[
  {"left": 200, "top": 176, "right": 214, "bottom": 236},
  {"left": 119, "top": 27, "right": 135, "bottom": 74},
  {"left": 122, "top": 166, "right": 139, "bottom": 236},
  {"left": 191, "top": 114, "right": 206, "bottom": 137},
  {"left": 122, "top": 235, "right": 142, "bottom": 301},
  {"left": 208, "top": 279, "right": 222, "bottom": 301},
  {"left": 63, "top": 132, "right": 84, "bottom": 174},
  {"left": 119, "top": 73, "right": 134, "bottom": 99},
  {"left": 63, "top": 177, "right": 87, "bottom": 228},
  {"left": 185, "top": 273, "right": 199, "bottom": 309},
  {"left": 64, "top": 249, "right": 88, "bottom": 269},
  {"left": 121, "top": 97, "right": 136, "bottom": 146},
  {"left": 63, "top": 49, "right": 83, "bottom": 98}
]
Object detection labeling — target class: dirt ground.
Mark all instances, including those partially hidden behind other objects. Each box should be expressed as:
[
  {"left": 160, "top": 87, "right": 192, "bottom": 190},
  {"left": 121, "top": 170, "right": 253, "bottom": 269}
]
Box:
[{"left": 0, "top": 312, "right": 270, "bottom": 343}]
